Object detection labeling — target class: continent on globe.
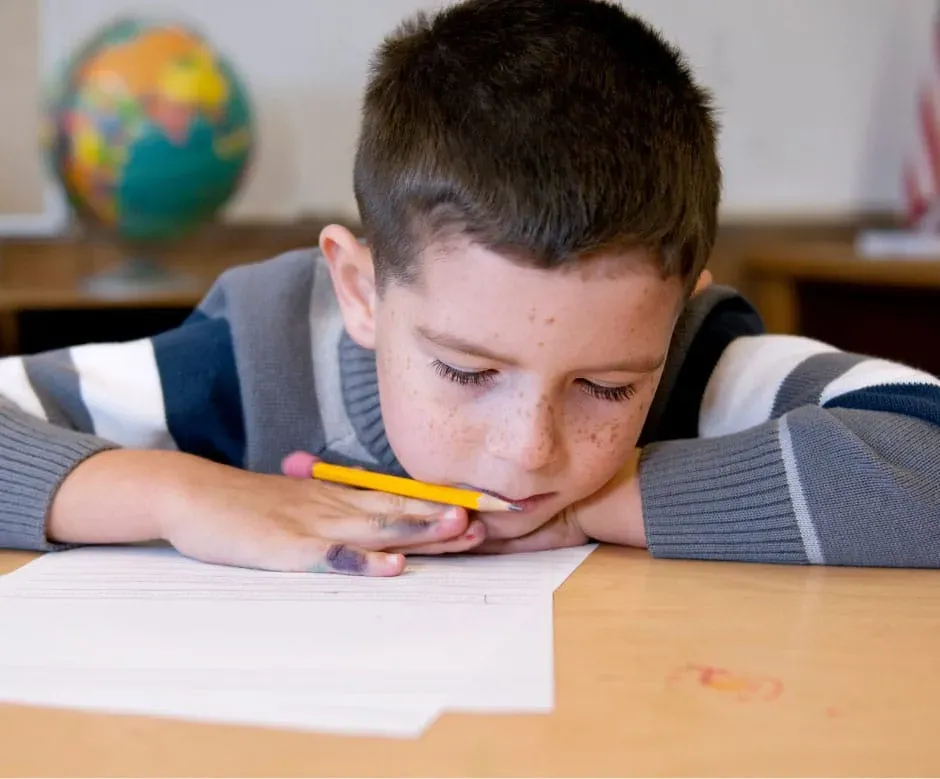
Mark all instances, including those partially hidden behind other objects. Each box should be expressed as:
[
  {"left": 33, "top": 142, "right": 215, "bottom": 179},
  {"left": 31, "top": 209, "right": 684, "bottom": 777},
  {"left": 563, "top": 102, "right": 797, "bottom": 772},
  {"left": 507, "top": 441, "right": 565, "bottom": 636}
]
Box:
[{"left": 43, "top": 17, "right": 254, "bottom": 245}]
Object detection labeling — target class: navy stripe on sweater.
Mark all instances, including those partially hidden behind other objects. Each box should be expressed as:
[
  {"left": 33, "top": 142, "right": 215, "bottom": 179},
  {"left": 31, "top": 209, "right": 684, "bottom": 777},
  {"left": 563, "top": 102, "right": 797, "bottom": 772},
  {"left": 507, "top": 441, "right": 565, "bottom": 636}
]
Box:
[
  {"left": 152, "top": 314, "right": 246, "bottom": 466},
  {"left": 824, "top": 382, "right": 940, "bottom": 429}
]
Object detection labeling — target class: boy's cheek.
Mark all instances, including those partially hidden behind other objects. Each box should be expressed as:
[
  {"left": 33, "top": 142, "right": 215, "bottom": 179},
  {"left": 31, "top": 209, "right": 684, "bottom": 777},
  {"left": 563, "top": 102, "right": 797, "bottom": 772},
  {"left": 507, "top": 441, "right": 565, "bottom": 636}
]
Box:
[{"left": 381, "top": 396, "right": 478, "bottom": 480}]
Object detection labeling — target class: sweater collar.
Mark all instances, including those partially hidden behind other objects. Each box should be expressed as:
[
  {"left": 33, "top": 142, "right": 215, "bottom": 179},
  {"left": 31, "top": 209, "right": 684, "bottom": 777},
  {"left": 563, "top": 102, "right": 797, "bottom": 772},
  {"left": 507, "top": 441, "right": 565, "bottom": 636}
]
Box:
[{"left": 337, "top": 329, "right": 408, "bottom": 476}]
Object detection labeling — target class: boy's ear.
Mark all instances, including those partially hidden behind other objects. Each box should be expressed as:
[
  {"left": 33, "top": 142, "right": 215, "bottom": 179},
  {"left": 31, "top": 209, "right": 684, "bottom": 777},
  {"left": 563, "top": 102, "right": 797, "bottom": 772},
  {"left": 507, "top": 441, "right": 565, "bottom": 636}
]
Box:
[
  {"left": 692, "top": 269, "right": 713, "bottom": 297},
  {"left": 319, "top": 224, "right": 377, "bottom": 349}
]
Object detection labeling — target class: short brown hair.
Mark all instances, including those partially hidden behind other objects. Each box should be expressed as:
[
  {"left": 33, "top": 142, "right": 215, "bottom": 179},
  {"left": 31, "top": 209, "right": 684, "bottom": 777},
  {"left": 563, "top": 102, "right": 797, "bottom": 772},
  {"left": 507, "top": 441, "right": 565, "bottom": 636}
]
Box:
[{"left": 354, "top": 0, "right": 720, "bottom": 291}]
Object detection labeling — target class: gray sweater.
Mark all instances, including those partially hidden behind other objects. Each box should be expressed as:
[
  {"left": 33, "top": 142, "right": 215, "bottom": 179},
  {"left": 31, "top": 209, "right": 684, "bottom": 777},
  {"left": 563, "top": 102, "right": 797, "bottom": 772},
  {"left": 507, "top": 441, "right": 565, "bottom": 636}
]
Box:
[{"left": 1, "top": 249, "right": 939, "bottom": 566}]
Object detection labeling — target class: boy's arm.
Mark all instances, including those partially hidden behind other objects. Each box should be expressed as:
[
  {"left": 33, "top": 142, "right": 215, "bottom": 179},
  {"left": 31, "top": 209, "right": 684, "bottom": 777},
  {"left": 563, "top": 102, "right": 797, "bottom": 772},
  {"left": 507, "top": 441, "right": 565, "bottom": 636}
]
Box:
[
  {"left": 640, "top": 335, "right": 940, "bottom": 567},
  {"left": 0, "top": 312, "right": 245, "bottom": 552}
]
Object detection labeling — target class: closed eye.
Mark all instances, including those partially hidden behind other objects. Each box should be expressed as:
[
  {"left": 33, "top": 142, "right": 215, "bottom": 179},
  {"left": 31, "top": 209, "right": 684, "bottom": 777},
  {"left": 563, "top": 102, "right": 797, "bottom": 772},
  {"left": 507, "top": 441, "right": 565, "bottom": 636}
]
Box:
[
  {"left": 432, "top": 360, "right": 497, "bottom": 387},
  {"left": 433, "top": 360, "right": 636, "bottom": 402},
  {"left": 577, "top": 380, "right": 636, "bottom": 403}
]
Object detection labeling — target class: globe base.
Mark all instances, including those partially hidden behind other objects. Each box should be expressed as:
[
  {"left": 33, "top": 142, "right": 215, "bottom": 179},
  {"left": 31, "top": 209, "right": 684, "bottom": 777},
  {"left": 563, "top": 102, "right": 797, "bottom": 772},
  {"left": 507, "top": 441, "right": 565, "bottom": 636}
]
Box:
[{"left": 81, "top": 256, "right": 201, "bottom": 299}]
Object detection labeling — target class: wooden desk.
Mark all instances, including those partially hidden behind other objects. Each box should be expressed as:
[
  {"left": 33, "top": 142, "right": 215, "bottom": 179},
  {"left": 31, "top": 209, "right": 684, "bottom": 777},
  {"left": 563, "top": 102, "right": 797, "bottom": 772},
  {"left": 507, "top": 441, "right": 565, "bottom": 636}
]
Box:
[
  {"left": 745, "top": 241, "right": 940, "bottom": 375},
  {"left": 2, "top": 547, "right": 939, "bottom": 777}
]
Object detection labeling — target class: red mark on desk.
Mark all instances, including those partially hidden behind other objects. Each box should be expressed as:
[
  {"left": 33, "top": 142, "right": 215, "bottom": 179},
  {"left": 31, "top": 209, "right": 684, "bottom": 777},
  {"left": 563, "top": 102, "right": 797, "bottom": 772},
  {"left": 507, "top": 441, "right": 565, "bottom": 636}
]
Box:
[{"left": 668, "top": 663, "right": 783, "bottom": 703}]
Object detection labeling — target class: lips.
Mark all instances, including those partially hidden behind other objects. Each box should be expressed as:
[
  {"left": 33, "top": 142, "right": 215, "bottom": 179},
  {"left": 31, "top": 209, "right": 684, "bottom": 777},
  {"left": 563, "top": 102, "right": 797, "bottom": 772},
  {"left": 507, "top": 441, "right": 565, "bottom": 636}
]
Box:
[
  {"left": 506, "top": 493, "right": 555, "bottom": 512},
  {"left": 473, "top": 487, "right": 556, "bottom": 513}
]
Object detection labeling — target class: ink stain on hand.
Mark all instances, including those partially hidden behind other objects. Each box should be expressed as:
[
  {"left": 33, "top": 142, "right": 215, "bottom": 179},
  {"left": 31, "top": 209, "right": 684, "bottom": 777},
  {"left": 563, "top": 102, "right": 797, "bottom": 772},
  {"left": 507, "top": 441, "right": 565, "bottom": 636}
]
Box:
[
  {"left": 399, "top": 516, "right": 436, "bottom": 536},
  {"left": 325, "top": 544, "right": 367, "bottom": 574}
]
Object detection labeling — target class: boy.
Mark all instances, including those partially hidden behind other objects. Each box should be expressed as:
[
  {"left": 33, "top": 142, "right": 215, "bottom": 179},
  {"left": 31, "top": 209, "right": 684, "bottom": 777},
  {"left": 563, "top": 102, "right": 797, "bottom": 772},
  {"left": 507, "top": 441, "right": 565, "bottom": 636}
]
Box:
[{"left": 1, "top": 0, "right": 938, "bottom": 575}]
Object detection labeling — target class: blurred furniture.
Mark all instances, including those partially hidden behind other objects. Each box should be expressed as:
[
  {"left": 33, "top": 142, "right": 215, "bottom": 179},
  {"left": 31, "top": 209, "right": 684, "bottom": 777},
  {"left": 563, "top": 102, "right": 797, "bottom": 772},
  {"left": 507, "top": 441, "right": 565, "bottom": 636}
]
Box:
[
  {"left": 0, "top": 220, "right": 337, "bottom": 355},
  {"left": 2, "top": 545, "right": 939, "bottom": 775},
  {"left": 744, "top": 240, "right": 940, "bottom": 376},
  {"left": 0, "top": 216, "right": 903, "bottom": 356}
]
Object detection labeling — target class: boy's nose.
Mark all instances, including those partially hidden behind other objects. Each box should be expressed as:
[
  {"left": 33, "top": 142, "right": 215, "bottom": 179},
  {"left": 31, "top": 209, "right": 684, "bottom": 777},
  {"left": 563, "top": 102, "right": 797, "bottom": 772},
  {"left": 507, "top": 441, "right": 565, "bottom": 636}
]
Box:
[{"left": 486, "top": 396, "right": 559, "bottom": 472}]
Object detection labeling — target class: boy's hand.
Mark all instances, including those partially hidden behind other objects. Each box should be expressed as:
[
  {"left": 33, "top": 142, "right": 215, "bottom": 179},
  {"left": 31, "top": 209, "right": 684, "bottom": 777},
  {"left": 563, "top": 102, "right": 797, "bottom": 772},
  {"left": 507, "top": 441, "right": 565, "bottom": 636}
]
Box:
[
  {"left": 49, "top": 449, "right": 482, "bottom": 576},
  {"left": 475, "top": 450, "right": 647, "bottom": 554}
]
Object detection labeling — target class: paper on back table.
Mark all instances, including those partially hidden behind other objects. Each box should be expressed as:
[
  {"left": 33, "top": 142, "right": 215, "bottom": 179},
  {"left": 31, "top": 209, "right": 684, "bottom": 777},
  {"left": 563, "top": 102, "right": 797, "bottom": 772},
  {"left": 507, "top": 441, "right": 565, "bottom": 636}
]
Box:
[{"left": 0, "top": 544, "right": 594, "bottom": 734}]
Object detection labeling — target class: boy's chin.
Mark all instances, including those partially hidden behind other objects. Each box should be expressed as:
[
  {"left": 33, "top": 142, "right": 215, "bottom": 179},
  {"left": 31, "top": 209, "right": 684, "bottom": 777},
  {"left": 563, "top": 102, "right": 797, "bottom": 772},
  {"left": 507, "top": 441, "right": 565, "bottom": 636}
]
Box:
[{"left": 476, "top": 501, "right": 560, "bottom": 542}]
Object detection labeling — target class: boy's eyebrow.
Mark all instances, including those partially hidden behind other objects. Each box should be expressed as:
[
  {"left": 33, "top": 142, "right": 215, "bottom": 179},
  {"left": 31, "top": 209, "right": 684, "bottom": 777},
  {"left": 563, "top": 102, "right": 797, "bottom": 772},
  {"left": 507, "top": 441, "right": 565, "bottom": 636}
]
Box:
[{"left": 415, "top": 325, "right": 666, "bottom": 373}]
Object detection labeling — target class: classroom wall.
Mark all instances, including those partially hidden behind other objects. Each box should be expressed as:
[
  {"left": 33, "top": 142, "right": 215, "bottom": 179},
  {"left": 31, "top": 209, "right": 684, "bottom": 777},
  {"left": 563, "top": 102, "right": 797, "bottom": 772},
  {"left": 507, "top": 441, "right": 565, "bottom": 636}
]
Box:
[
  {"left": 0, "top": 1, "right": 44, "bottom": 218},
  {"left": 2, "top": 0, "right": 936, "bottom": 229}
]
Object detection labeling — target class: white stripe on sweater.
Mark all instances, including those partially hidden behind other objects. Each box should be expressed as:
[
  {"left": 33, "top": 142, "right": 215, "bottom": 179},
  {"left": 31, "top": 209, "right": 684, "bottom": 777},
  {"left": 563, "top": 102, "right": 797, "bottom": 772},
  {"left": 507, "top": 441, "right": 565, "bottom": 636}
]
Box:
[
  {"left": 699, "top": 335, "right": 838, "bottom": 438},
  {"left": 821, "top": 358, "right": 940, "bottom": 404},
  {"left": 0, "top": 357, "right": 47, "bottom": 421},
  {"left": 778, "top": 416, "right": 824, "bottom": 564},
  {"left": 70, "top": 339, "right": 176, "bottom": 450},
  {"left": 308, "top": 255, "right": 376, "bottom": 464}
]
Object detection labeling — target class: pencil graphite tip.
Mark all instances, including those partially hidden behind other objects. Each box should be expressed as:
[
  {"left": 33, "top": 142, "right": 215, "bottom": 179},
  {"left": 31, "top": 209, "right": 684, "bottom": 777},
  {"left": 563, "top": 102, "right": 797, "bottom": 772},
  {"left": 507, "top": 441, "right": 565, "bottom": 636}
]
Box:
[{"left": 458, "top": 483, "right": 527, "bottom": 513}]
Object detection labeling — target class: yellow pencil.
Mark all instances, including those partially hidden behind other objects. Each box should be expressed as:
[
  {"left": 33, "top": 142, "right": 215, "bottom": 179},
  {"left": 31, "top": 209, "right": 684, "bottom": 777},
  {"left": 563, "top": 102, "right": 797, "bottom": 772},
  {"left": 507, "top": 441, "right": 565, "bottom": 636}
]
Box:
[{"left": 311, "top": 461, "right": 521, "bottom": 512}]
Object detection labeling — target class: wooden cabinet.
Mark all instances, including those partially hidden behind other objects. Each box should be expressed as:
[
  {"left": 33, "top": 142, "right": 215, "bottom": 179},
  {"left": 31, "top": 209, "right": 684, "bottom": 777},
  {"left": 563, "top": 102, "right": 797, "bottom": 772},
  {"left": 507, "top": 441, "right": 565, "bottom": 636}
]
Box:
[{"left": 744, "top": 241, "right": 940, "bottom": 376}]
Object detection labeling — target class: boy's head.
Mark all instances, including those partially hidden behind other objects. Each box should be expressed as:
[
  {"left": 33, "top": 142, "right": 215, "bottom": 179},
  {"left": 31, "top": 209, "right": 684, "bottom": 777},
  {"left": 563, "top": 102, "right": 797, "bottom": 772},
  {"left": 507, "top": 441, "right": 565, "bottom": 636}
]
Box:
[{"left": 323, "top": 0, "right": 719, "bottom": 538}]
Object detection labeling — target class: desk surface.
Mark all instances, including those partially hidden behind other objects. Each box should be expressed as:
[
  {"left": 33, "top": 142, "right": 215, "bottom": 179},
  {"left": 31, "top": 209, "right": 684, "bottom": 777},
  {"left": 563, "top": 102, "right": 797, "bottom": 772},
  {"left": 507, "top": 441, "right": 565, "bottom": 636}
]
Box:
[{"left": 1, "top": 546, "right": 939, "bottom": 777}]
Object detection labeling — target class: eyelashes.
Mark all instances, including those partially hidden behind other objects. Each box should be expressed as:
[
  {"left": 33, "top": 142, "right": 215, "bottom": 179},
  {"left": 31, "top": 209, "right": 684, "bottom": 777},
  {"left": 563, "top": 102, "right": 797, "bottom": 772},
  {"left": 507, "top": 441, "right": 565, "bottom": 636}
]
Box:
[
  {"left": 433, "top": 360, "right": 497, "bottom": 388},
  {"left": 578, "top": 381, "right": 637, "bottom": 403},
  {"left": 431, "top": 360, "right": 636, "bottom": 403}
]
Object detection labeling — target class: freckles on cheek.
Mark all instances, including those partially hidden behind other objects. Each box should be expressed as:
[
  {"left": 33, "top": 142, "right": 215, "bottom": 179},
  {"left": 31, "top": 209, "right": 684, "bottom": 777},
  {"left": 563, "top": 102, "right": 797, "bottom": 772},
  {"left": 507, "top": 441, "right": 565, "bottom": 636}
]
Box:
[
  {"left": 399, "top": 395, "right": 472, "bottom": 451},
  {"left": 574, "top": 409, "right": 644, "bottom": 468},
  {"left": 606, "top": 420, "right": 622, "bottom": 447}
]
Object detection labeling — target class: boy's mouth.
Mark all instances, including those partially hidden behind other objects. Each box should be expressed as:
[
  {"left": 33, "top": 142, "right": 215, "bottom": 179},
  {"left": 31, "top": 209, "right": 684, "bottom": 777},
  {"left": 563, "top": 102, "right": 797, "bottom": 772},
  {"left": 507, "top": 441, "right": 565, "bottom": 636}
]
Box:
[{"left": 464, "top": 485, "right": 556, "bottom": 513}]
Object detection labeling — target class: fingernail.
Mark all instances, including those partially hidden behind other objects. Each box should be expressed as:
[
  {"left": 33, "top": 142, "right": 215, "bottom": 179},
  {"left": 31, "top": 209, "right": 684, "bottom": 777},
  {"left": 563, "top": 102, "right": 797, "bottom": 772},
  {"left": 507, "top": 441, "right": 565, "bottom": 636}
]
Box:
[{"left": 442, "top": 506, "right": 461, "bottom": 521}]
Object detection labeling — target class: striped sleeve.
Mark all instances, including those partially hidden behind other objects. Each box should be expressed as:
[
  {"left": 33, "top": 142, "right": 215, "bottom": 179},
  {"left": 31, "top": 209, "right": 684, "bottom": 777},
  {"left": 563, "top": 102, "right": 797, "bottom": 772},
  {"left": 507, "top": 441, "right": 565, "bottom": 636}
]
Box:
[
  {"left": 0, "top": 313, "right": 245, "bottom": 552},
  {"left": 639, "top": 335, "right": 940, "bottom": 568}
]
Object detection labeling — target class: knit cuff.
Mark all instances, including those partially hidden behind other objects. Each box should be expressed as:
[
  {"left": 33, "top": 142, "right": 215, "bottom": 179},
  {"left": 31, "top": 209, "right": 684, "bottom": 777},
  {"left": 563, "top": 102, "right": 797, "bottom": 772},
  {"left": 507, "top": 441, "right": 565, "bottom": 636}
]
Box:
[
  {"left": 0, "top": 406, "right": 116, "bottom": 552},
  {"left": 638, "top": 422, "right": 809, "bottom": 564}
]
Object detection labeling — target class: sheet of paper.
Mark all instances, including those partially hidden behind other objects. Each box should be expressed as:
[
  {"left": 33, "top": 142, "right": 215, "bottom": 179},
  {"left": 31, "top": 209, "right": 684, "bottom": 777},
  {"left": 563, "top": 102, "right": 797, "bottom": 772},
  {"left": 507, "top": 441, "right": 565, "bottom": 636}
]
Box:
[
  {"left": 544, "top": 543, "right": 598, "bottom": 590},
  {"left": 0, "top": 672, "right": 440, "bottom": 737},
  {"left": 0, "top": 545, "right": 579, "bottom": 734},
  {"left": 448, "top": 545, "right": 596, "bottom": 713},
  {"left": 448, "top": 597, "right": 554, "bottom": 712}
]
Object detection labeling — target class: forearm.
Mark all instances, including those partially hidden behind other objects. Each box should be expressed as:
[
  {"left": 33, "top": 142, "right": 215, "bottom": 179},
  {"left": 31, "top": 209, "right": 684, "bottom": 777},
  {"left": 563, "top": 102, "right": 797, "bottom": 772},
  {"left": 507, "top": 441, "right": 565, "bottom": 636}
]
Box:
[
  {"left": 574, "top": 449, "right": 647, "bottom": 548},
  {"left": 639, "top": 405, "right": 940, "bottom": 568},
  {"left": 46, "top": 448, "right": 186, "bottom": 545},
  {"left": 0, "top": 403, "right": 115, "bottom": 551},
  {"left": 639, "top": 421, "right": 805, "bottom": 564},
  {"left": 0, "top": 400, "right": 212, "bottom": 550}
]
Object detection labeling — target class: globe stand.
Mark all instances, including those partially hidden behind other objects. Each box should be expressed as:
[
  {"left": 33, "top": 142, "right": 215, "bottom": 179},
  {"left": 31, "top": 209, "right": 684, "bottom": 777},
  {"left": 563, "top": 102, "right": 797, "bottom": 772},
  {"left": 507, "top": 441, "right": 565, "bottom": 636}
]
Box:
[
  {"left": 82, "top": 256, "right": 200, "bottom": 299},
  {"left": 79, "top": 234, "right": 202, "bottom": 300}
]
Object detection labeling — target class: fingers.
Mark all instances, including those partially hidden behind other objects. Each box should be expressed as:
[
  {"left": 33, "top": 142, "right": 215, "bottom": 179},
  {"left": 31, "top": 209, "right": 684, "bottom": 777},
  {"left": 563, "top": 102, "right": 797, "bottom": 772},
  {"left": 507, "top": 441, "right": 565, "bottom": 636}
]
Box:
[
  {"left": 281, "top": 451, "right": 474, "bottom": 546},
  {"left": 352, "top": 488, "right": 463, "bottom": 523},
  {"left": 325, "top": 505, "right": 471, "bottom": 550},
  {"left": 387, "top": 518, "right": 487, "bottom": 556},
  {"left": 284, "top": 536, "right": 405, "bottom": 576},
  {"left": 339, "top": 487, "right": 475, "bottom": 548},
  {"left": 472, "top": 513, "right": 587, "bottom": 555},
  {"left": 181, "top": 523, "right": 406, "bottom": 577}
]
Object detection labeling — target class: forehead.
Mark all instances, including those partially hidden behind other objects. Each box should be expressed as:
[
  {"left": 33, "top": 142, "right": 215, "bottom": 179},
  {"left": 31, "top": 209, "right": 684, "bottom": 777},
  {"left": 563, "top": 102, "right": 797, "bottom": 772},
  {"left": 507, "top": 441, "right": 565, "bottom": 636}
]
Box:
[{"left": 386, "top": 241, "right": 684, "bottom": 365}]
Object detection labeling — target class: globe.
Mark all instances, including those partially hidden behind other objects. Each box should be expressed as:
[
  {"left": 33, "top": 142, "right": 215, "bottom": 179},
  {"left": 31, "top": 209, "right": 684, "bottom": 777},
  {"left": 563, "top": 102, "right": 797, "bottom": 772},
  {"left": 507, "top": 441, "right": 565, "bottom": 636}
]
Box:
[{"left": 42, "top": 17, "right": 255, "bottom": 295}]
